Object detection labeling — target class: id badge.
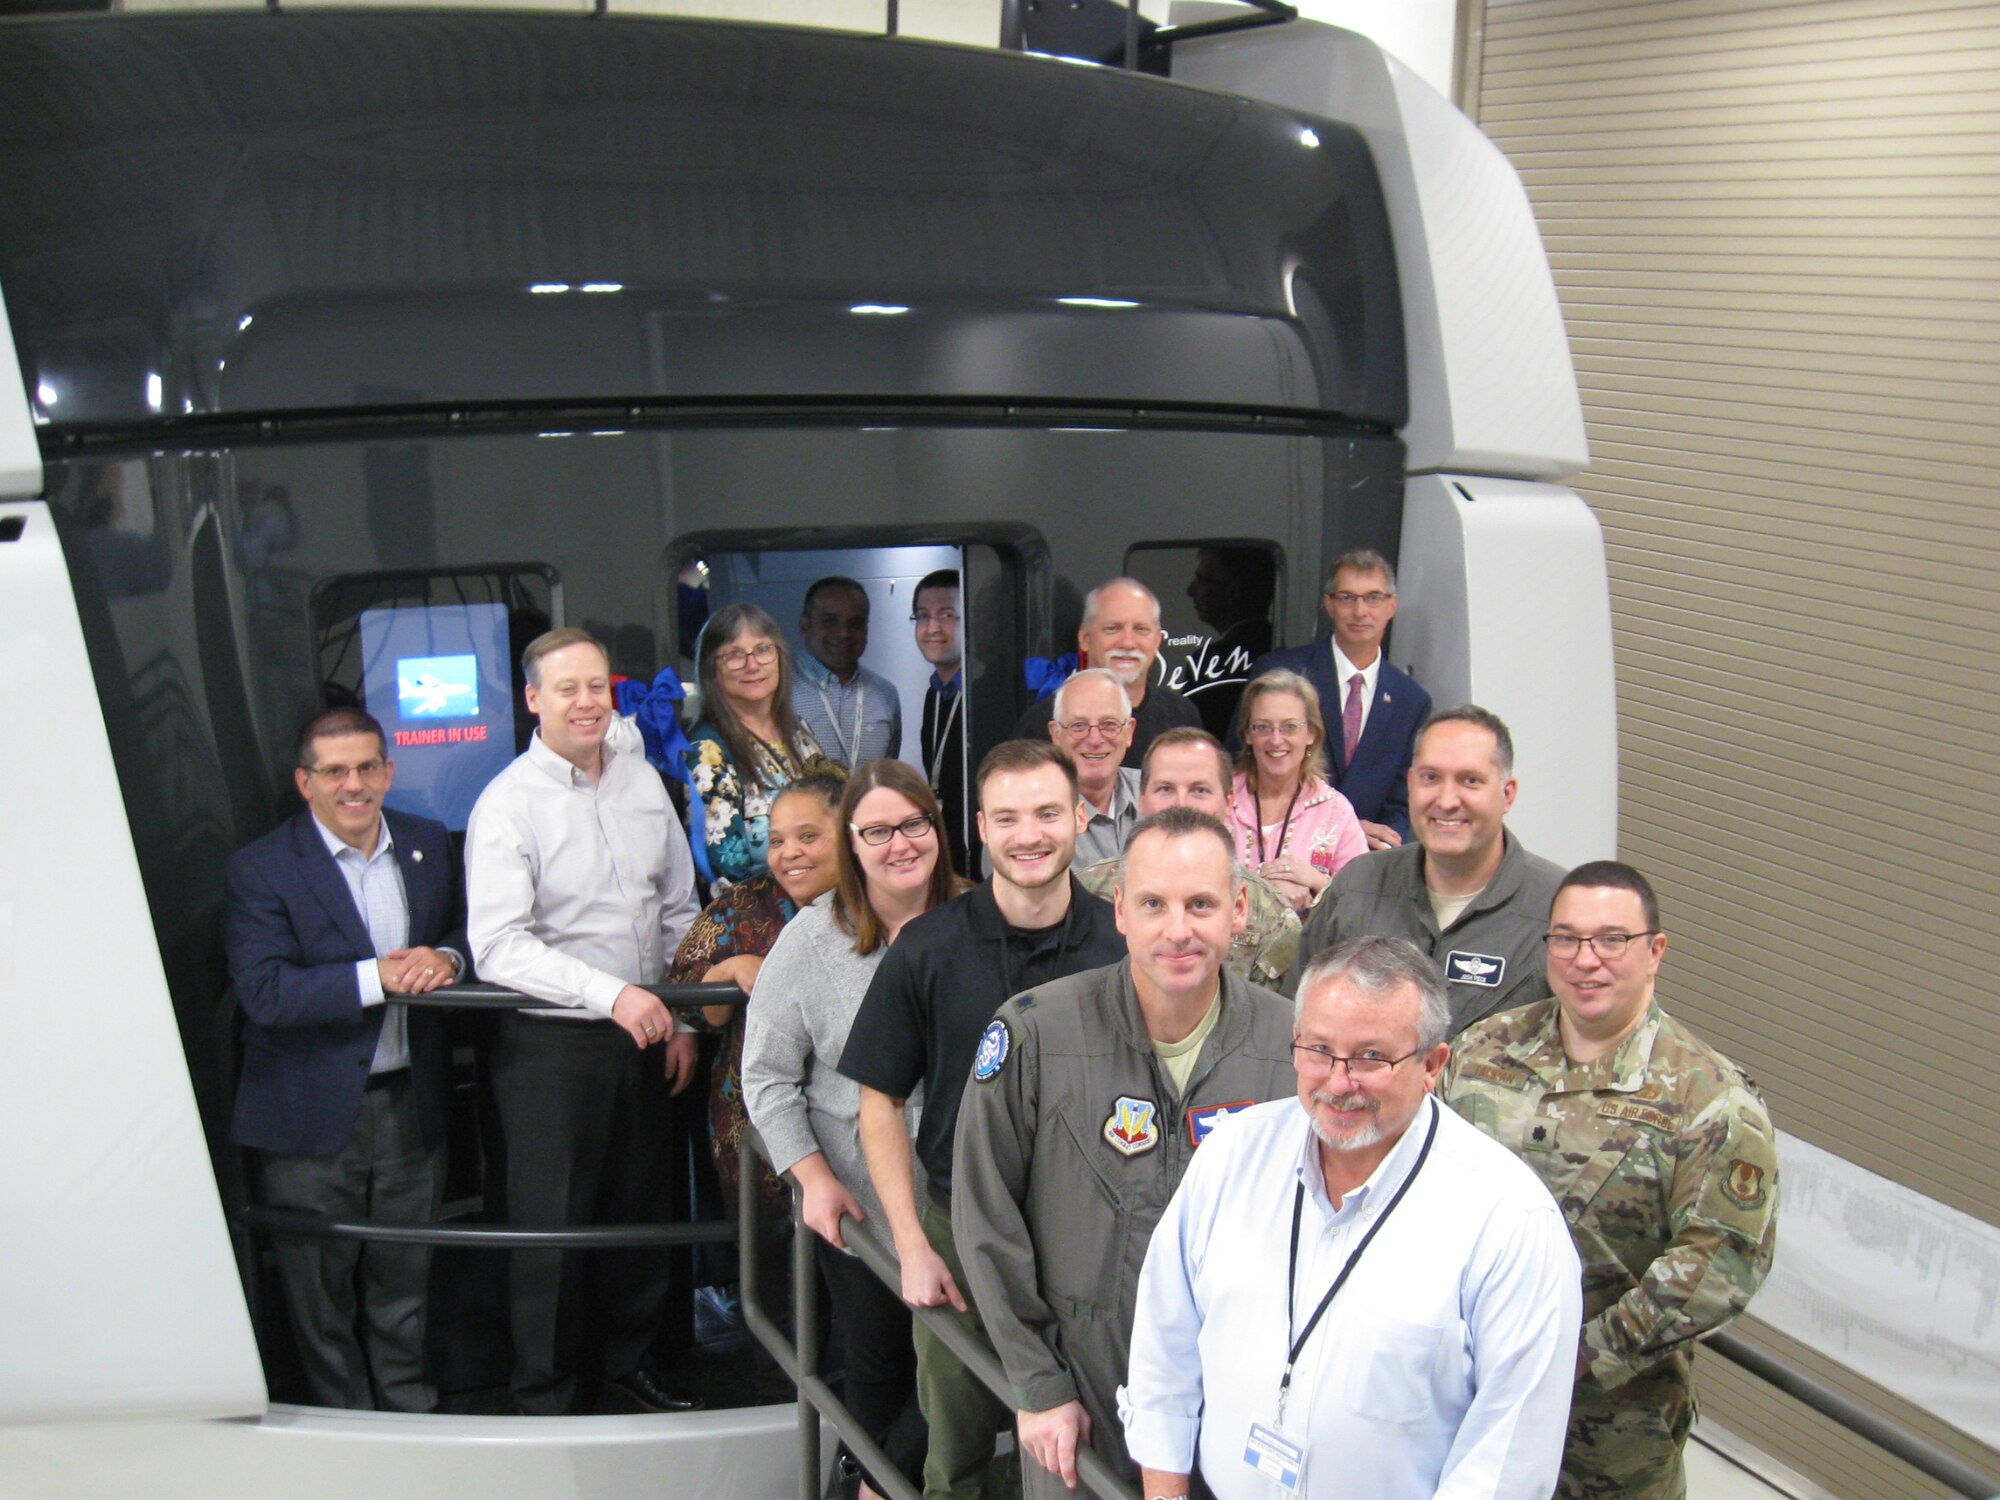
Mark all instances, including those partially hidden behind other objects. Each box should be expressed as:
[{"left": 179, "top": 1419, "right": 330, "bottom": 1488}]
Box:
[{"left": 1243, "top": 1420, "right": 1307, "bottom": 1493}]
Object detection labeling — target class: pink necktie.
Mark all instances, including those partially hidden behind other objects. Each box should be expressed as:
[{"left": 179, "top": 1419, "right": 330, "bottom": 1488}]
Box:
[{"left": 1343, "top": 673, "right": 1365, "bottom": 763}]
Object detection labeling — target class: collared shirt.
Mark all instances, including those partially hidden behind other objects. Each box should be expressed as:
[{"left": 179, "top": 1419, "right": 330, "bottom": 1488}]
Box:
[
  {"left": 1120, "top": 1096, "right": 1581, "bottom": 1500},
  {"left": 1074, "top": 765, "right": 1143, "bottom": 869},
  {"left": 1291, "top": 832, "right": 1565, "bottom": 1029},
  {"left": 1330, "top": 642, "right": 1382, "bottom": 743},
  {"left": 836, "top": 878, "right": 1126, "bottom": 1195},
  {"left": 1014, "top": 680, "right": 1203, "bottom": 770},
  {"left": 312, "top": 813, "right": 411, "bottom": 1073},
  {"left": 792, "top": 652, "right": 902, "bottom": 769},
  {"left": 466, "top": 729, "right": 702, "bottom": 1022}
]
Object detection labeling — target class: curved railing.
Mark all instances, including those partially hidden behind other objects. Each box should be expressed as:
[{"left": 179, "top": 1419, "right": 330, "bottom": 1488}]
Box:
[{"left": 234, "top": 982, "right": 1999, "bottom": 1500}]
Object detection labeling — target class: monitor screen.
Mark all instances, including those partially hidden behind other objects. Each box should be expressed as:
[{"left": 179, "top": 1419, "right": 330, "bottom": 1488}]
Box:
[{"left": 359, "top": 601, "right": 516, "bottom": 830}]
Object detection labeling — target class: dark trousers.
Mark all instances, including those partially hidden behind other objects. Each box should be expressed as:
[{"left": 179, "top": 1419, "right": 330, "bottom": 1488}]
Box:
[
  {"left": 257, "top": 1071, "right": 444, "bottom": 1412},
  {"left": 491, "top": 1013, "right": 674, "bottom": 1414},
  {"left": 819, "top": 1236, "right": 927, "bottom": 1494},
  {"left": 916, "top": 1192, "right": 1018, "bottom": 1500}
]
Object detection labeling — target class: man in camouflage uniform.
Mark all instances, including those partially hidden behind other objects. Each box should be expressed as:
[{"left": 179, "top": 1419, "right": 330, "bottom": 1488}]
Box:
[
  {"left": 1079, "top": 728, "right": 1299, "bottom": 985},
  {"left": 1444, "top": 860, "right": 1779, "bottom": 1500}
]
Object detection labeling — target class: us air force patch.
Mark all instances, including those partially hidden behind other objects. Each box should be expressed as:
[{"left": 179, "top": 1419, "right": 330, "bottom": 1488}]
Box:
[
  {"left": 972, "top": 1019, "right": 1011, "bottom": 1082},
  {"left": 1445, "top": 951, "right": 1505, "bottom": 988},
  {"left": 1103, "top": 1096, "right": 1160, "bottom": 1156}
]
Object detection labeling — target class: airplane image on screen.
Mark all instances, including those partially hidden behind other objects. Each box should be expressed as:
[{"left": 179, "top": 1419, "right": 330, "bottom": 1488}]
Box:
[{"left": 396, "top": 654, "right": 479, "bottom": 719}]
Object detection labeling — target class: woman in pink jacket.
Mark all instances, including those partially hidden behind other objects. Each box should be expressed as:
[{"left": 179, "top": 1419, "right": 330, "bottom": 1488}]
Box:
[{"left": 1225, "top": 668, "right": 1368, "bottom": 912}]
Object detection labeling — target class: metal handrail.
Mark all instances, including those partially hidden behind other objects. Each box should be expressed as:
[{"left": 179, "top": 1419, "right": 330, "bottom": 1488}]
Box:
[
  {"left": 237, "top": 1205, "right": 737, "bottom": 1251},
  {"left": 393, "top": 980, "right": 747, "bottom": 1011},
  {"left": 738, "top": 1128, "right": 1139, "bottom": 1500},
  {"left": 1705, "top": 1330, "right": 1999, "bottom": 1500}
]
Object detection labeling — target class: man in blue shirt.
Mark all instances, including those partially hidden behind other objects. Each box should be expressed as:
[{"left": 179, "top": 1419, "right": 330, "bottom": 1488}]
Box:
[{"left": 794, "top": 575, "right": 902, "bottom": 769}]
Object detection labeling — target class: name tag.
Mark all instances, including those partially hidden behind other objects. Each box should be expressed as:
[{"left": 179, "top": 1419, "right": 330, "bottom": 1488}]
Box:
[
  {"left": 1243, "top": 1421, "right": 1305, "bottom": 1493},
  {"left": 1445, "top": 950, "right": 1506, "bottom": 988}
]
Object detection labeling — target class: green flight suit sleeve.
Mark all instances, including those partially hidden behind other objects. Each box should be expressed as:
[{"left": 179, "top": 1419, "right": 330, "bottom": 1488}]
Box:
[{"left": 950, "top": 1006, "right": 1080, "bottom": 1414}]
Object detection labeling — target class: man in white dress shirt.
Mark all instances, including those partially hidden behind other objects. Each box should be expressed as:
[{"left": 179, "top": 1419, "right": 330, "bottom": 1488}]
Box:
[
  {"left": 467, "top": 627, "right": 704, "bottom": 1415},
  {"left": 1120, "top": 936, "right": 1580, "bottom": 1500}
]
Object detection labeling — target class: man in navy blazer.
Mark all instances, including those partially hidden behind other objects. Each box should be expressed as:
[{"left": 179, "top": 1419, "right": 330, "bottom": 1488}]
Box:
[
  {"left": 1248, "top": 548, "right": 1431, "bottom": 849},
  {"left": 224, "top": 707, "right": 467, "bottom": 1412}
]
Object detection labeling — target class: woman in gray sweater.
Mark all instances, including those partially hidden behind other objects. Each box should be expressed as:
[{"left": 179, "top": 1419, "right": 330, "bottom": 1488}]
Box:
[{"left": 743, "top": 758, "right": 966, "bottom": 1499}]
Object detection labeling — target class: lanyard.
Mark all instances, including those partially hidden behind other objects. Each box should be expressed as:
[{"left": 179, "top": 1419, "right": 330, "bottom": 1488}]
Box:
[
  {"left": 813, "top": 677, "right": 867, "bottom": 765},
  {"left": 926, "top": 687, "right": 963, "bottom": 791},
  {"left": 1277, "top": 1097, "right": 1440, "bottom": 1421},
  {"left": 1253, "top": 778, "right": 1306, "bottom": 866}
]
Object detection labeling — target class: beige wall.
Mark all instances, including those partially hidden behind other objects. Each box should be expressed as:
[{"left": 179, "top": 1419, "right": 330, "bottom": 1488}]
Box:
[{"left": 1473, "top": 2, "right": 2000, "bottom": 1495}]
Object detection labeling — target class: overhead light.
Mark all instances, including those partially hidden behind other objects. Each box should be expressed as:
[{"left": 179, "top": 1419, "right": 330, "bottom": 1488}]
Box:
[
  {"left": 145, "top": 372, "right": 163, "bottom": 411},
  {"left": 530, "top": 282, "right": 570, "bottom": 294},
  {"left": 237, "top": 314, "right": 254, "bottom": 331},
  {"left": 1057, "top": 297, "right": 1139, "bottom": 309},
  {"left": 1298, "top": 127, "right": 1320, "bottom": 149},
  {"left": 851, "top": 303, "right": 910, "bottom": 315},
  {"left": 581, "top": 282, "right": 623, "bottom": 294},
  {"left": 35, "top": 381, "right": 56, "bottom": 407}
]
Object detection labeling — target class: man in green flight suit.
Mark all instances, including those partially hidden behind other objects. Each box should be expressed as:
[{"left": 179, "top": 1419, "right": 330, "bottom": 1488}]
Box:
[{"left": 1444, "top": 860, "right": 1779, "bottom": 1500}]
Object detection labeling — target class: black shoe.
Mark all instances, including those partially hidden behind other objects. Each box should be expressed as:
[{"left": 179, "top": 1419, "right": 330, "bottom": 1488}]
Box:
[{"left": 608, "top": 1366, "right": 705, "bottom": 1413}]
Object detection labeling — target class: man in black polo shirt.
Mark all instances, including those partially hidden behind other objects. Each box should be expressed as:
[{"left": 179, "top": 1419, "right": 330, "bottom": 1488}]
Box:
[{"left": 841, "top": 740, "right": 1126, "bottom": 1500}]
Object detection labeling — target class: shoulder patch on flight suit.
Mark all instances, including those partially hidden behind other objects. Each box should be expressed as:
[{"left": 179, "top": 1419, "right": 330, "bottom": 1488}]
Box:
[
  {"left": 1186, "top": 1100, "right": 1254, "bottom": 1147},
  {"left": 1445, "top": 951, "right": 1506, "bottom": 987},
  {"left": 972, "top": 1019, "right": 1011, "bottom": 1081},
  {"left": 1103, "top": 1096, "right": 1161, "bottom": 1156},
  {"left": 1722, "top": 1158, "right": 1768, "bottom": 1210}
]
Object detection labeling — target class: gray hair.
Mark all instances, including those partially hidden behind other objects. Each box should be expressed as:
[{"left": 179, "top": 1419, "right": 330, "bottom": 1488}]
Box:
[
  {"left": 1053, "top": 666, "right": 1132, "bottom": 725},
  {"left": 1417, "top": 705, "right": 1515, "bottom": 777},
  {"left": 1324, "top": 548, "right": 1398, "bottom": 595},
  {"left": 1081, "top": 577, "right": 1163, "bottom": 630},
  {"left": 1113, "top": 806, "right": 1244, "bottom": 893},
  {"left": 1294, "top": 936, "right": 1450, "bottom": 1050}
]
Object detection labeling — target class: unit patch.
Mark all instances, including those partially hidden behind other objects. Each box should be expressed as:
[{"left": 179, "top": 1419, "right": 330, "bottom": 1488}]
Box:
[
  {"left": 1186, "top": 1100, "right": 1255, "bottom": 1147},
  {"left": 1722, "top": 1158, "right": 1768, "bottom": 1210},
  {"left": 972, "top": 1019, "right": 1011, "bottom": 1082},
  {"left": 1103, "top": 1096, "right": 1161, "bottom": 1156},
  {"left": 1445, "top": 951, "right": 1506, "bottom": 988}
]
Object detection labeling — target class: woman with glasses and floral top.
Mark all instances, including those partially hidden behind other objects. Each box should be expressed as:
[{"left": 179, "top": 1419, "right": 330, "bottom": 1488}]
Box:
[
  {"left": 1225, "top": 668, "right": 1369, "bottom": 913},
  {"left": 682, "top": 602, "right": 837, "bottom": 888},
  {"left": 743, "top": 760, "right": 967, "bottom": 1500}
]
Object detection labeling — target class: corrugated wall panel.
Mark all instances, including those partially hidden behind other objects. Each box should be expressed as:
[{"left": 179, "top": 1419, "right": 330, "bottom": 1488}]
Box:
[{"left": 1477, "top": 2, "right": 2000, "bottom": 1495}]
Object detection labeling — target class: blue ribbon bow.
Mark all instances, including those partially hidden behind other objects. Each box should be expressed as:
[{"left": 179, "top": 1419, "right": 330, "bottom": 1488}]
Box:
[
  {"left": 1023, "top": 652, "right": 1078, "bottom": 701},
  {"left": 615, "top": 668, "right": 694, "bottom": 786}
]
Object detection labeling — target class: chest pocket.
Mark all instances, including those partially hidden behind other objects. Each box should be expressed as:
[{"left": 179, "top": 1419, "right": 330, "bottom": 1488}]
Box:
[
  {"left": 1335, "top": 1309, "right": 1460, "bottom": 1425},
  {"left": 1040, "top": 1101, "right": 1127, "bottom": 1309}
]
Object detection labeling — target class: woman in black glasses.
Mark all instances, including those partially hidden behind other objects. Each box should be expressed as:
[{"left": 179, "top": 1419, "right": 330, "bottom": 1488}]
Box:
[
  {"left": 743, "top": 759, "right": 966, "bottom": 1499},
  {"left": 683, "top": 602, "right": 834, "bottom": 889}
]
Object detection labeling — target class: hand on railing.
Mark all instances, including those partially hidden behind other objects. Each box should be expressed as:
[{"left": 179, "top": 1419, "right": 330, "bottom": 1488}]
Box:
[
  {"left": 1020, "top": 1401, "right": 1093, "bottom": 1491},
  {"left": 894, "top": 1234, "right": 967, "bottom": 1314},
  {"left": 790, "top": 1154, "right": 864, "bottom": 1250}
]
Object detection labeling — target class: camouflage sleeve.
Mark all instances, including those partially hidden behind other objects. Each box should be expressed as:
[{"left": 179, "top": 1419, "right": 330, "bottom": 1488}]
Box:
[
  {"left": 1240, "top": 878, "right": 1302, "bottom": 988},
  {"left": 1584, "top": 1084, "right": 1779, "bottom": 1390}
]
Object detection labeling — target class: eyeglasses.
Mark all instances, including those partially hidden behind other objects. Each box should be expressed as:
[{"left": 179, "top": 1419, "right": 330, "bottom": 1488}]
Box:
[
  {"left": 716, "top": 641, "right": 779, "bottom": 671},
  {"left": 910, "top": 609, "right": 959, "bottom": 626},
  {"left": 1246, "top": 719, "right": 1309, "bottom": 740},
  {"left": 1327, "top": 591, "right": 1393, "bottom": 608},
  {"left": 1058, "top": 717, "right": 1130, "bottom": 740},
  {"left": 307, "top": 759, "right": 388, "bottom": 782},
  {"left": 851, "top": 812, "right": 936, "bottom": 846},
  {"left": 1543, "top": 930, "right": 1657, "bottom": 959},
  {"left": 1291, "top": 1041, "right": 1423, "bottom": 1078}
]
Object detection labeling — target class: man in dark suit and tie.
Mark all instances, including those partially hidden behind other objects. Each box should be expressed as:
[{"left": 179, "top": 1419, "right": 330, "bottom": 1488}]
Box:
[
  {"left": 224, "top": 706, "right": 466, "bottom": 1412},
  {"left": 1248, "top": 548, "right": 1431, "bottom": 850}
]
